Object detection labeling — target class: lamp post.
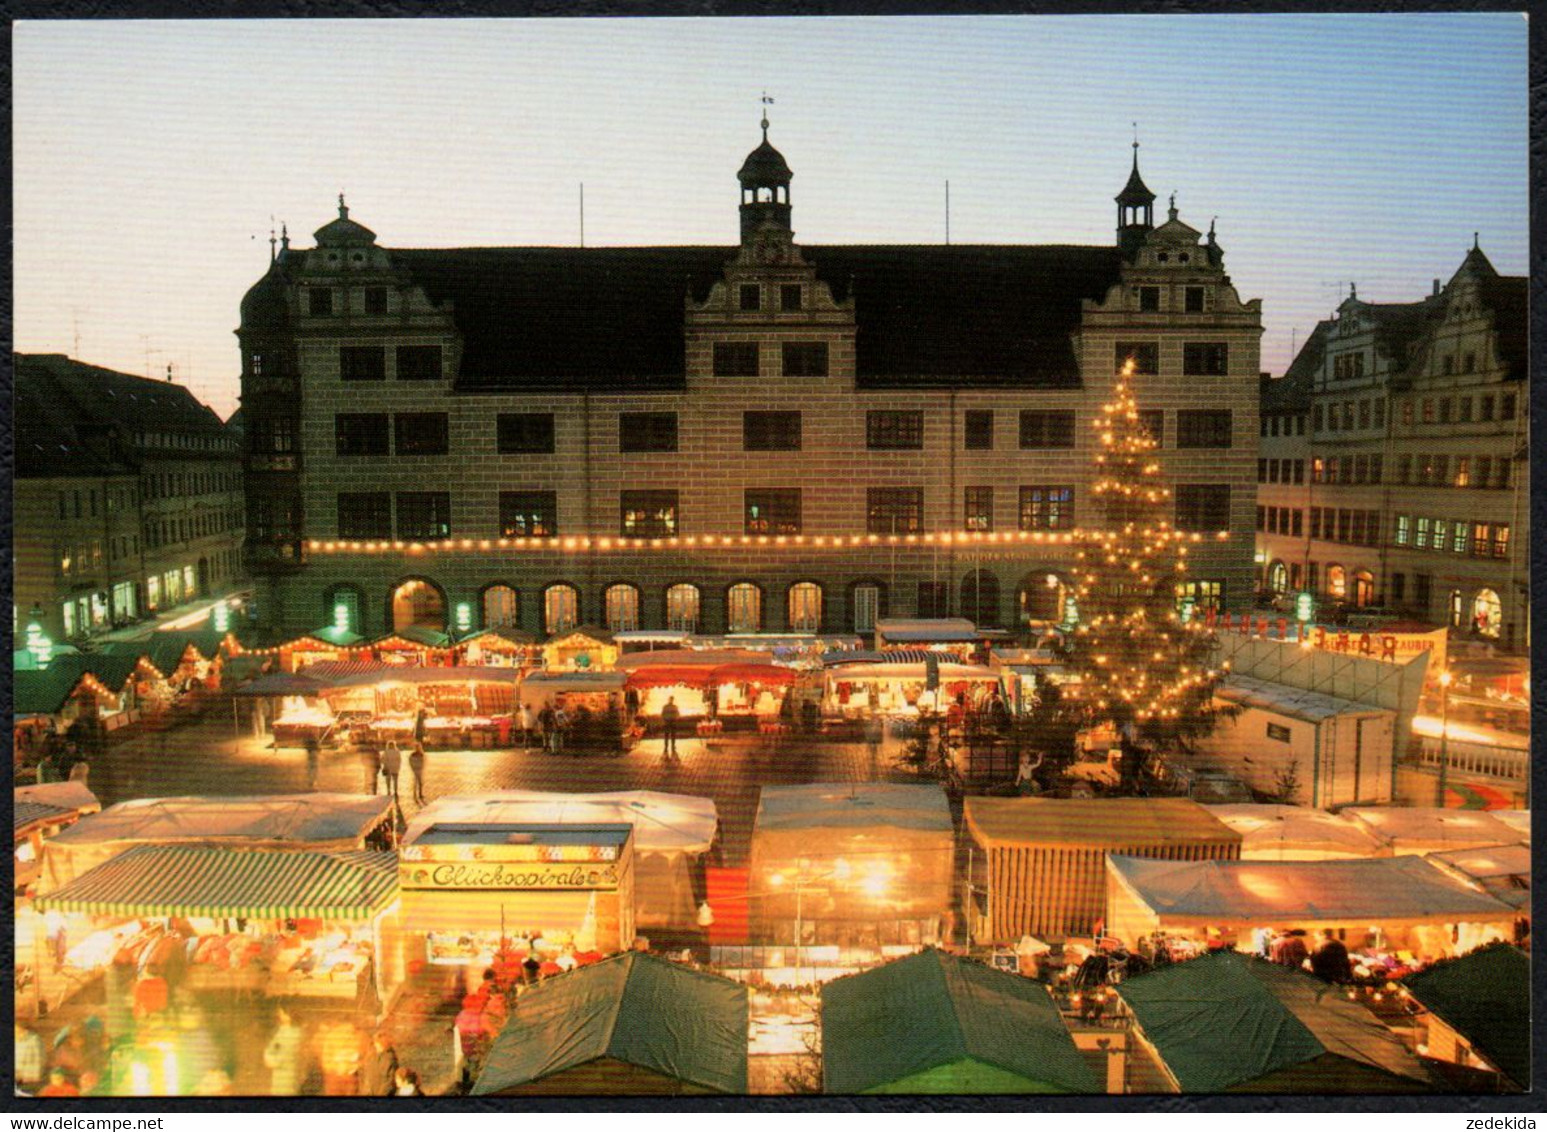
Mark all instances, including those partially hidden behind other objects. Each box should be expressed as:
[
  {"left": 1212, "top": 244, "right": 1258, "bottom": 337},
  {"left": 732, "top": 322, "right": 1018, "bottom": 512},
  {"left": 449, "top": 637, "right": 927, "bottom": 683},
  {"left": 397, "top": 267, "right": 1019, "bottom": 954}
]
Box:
[{"left": 1435, "top": 669, "right": 1453, "bottom": 808}]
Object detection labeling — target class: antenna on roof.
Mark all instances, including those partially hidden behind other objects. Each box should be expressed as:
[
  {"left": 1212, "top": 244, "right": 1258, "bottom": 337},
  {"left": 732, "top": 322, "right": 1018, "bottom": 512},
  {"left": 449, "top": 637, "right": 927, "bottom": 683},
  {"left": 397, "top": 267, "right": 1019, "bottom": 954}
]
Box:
[{"left": 166, "top": 362, "right": 175, "bottom": 384}]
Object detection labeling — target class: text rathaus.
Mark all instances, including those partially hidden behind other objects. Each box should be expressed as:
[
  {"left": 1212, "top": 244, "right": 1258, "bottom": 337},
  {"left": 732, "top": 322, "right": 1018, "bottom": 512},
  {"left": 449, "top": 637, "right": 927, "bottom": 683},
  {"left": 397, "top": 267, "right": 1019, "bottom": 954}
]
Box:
[{"left": 238, "top": 123, "right": 1263, "bottom": 642}]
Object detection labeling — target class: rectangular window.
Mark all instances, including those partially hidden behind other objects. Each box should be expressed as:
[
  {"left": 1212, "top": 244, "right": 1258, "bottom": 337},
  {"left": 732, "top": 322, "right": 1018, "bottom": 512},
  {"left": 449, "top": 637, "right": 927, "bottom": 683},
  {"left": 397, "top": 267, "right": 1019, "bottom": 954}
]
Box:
[
  {"left": 743, "top": 410, "right": 802, "bottom": 451},
  {"left": 1312, "top": 404, "right": 1324, "bottom": 432},
  {"left": 866, "top": 487, "right": 924, "bottom": 534},
  {"left": 1439, "top": 397, "right": 1453, "bottom": 424},
  {"left": 868, "top": 410, "right": 925, "bottom": 450},
  {"left": 1414, "top": 517, "right": 1431, "bottom": 550},
  {"left": 1291, "top": 510, "right": 1303, "bottom": 537},
  {"left": 1421, "top": 398, "right": 1435, "bottom": 423},
  {"left": 364, "top": 287, "right": 388, "bottom": 315},
  {"left": 1454, "top": 456, "right": 1470, "bottom": 488},
  {"left": 1184, "top": 286, "right": 1205, "bottom": 313},
  {"left": 1434, "top": 455, "right": 1448, "bottom": 485},
  {"left": 1368, "top": 455, "right": 1382, "bottom": 484},
  {"left": 340, "top": 345, "right": 386, "bottom": 381},
  {"left": 396, "top": 492, "right": 451, "bottom": 540},
  {"left": 1472, "top": 455, "right": 1492, "bottom": 489},
  {"left": 1493, "top": 523, "right": 1511, "bottom": 559},
  {"left": 1183, "top": 342, "right": 1229, "bottom": 376},
  {"left": 1137, "top": 286, "right": 1160, "bottom": 312},
  {"left": 1266, "top": 723, "right": 1292, "bottom": 744},
  {"left": 1472, "top": 522, "right": 1490, "bottom": 557},
  {"left": 1257, "top": 459, "right": 1268, "bottom": 484},
  {"left": 780, "top": 283, "right": 803, "bottom": 311},
  {"left": 621, "top": 490, "right": 678, "bottom": 537},
  {"left": 337, "top": 492, "right": 392, "bottom": 539},
  {"left": 497, "top": 413, "right": 556, "bottom": 454},
  {"left": 1432, "top": 519, "right": 1448, "bottom": 551},
  {"left": 1453, "top": 523, "right": 1469, "bottom": 554},
  {"left": 964, "top": 486, "right": 993, "bottom": 531},
  {"left": 1358, "top": 400, "right": 1371, "bottom": 430},
  {"left": 1019, "top": 485, "right": 1074, "bottom": 531},
  {"left": 781, "top": 341, "right": 829, "bottom": 377},
  {"left": 1139, "top": 410, "right": 1164, "bottom": 447},
  {"left": 1479, "top": 395, "right": 1495, "bottom": 421},
  {"left": 1493, "top": 456, "right": 1511, "bottom": 490},
  {"left": 963, "top": 410, "right": 994, "bottom": 450},
  {"left": 619, "top": 412, "right": 679, "bottom": 453},
  {"left": 1395, "top": 454, "right": 1411, "bottom": 484},
  {"left": 1353, "top": 455, "right": 1368, "bottom": 484},
  {"left": 1351, "top": 511, "right": 1366, "bottom": 545},
  {"left": 396, "top": 344, "right": 443, "bottom": 381},
  {"left": 394, "top": 413, "right": 449, "bottom": 456},
  {"left": 1175, "top": 484, "right": 1231, "bottom": 532},
  {"left": 1458, "top": 397, "right": 1473, "bottom": 423},
  {"left": 1176, "top": 409, "right": 1232, "bottom": 449},
  {"left": 335, "top": 413, "right": 390, "bottom": 456},
  {"left": 1390, "top": 572, "right": 1406, "bottom": 603},
  {"left": 744, "top": 489, "right": 802, "bottom": 535},
  {"left": 1342, "top": 402, "right": 1355, "bottom": 431},
  {"left": 1018, "top": 410, "right": 1076, "bottom": 449},
  {"left": 1394, "top": 515, "right": 1410, "bottom": 546},
  {"left": 1401, "top": 400, "right": 1415, "bottom": 426},
  {"left": 1255, "top": 506, "right": 1265, "bottom": 532},
  {"left": 1373, "top": 398, "right": 1386, "bottom": 429},
  {"left": 713, "top": 341, "right": 760, "bottom": 377},
  {"left": 739, "top": 284, "right": 761, "bottom": 311},
  {"left": 307, "top": 288, "right": 334, "bottom": 316},
  {"left": 1501, "top": 393, "right": 1516, "bottom": 420},
  {"left": 1115, "top": 342, "right": 1159, "bottom": 375},
  {"left": 499, "top": 491, "right": 556, "bottom": 538}
]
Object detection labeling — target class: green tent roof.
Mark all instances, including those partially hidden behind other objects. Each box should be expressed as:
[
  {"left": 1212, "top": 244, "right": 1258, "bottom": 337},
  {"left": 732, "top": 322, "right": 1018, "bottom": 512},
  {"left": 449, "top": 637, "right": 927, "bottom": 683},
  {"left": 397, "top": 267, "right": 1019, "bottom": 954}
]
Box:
[
  {"left": 14, "top": 654, "right": 144, "bottom": 714},
  {"left": 1402, "top": 944, "right": 1530, "bottom": 1088},
  {"left": 473, "top": 952, "right": 748, "bottom": 1094},
  {"left": 820, "top": 949, "right": 1098, "bottom": 1094},
  {"left": 1115, "top": 952, "right": 1429, "bottom": 1093}
]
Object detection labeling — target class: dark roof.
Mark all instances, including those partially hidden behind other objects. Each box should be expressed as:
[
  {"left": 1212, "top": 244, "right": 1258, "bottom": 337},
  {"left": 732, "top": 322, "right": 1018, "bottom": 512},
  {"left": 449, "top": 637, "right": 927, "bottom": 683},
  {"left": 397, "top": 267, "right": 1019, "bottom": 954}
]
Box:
[
  {"left": 1363, "top": 297, "right": 1443, "bottom": 369},
  {"left": 396, "top": 243, "right": 1120, "bottom": 392},
  {"left": 13, "top": 653, "right": 143, "bottom": 715},
  {"left": 1479, "top": 274, "right": 1527, "bottom": 381},
  {"left": 738, "top": 136, "right": 793, "bottom": 184},
  {"left": 1116, "top": 154, "right": 1156, "bottom": 206},
  {"left": 1262, "top": 319, "right": 1330, "bottom": 414},
  {"left": 12, "top": 358, "right": 136, "bottom": 479},
  {"left": 1402, "top": 944, "right": 1530, "bottom": 1088},
  {"left": 240, "top": 254, "right": 296, "bottom": 333}
]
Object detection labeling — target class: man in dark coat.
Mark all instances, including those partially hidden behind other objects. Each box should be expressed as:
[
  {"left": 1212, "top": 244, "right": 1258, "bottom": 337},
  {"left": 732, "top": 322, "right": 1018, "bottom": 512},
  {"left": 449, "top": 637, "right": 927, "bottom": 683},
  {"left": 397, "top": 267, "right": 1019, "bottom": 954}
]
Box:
[{"left": 1310, "top": 929, "right": 1353, "bottom": 983}]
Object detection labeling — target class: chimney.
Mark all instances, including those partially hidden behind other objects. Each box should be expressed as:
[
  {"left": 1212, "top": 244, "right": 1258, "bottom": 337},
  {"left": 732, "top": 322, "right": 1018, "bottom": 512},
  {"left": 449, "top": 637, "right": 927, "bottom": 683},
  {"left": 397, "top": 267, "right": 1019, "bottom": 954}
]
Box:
[{"left": 1433, "top": 279, "right": 1441, "bottom": 296}]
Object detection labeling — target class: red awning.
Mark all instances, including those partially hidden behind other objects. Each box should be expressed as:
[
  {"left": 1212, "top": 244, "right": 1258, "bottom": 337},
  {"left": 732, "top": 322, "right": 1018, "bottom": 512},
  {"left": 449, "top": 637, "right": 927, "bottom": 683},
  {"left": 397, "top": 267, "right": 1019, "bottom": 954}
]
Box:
[
  {"left": 625, "top": 666, "right": 720, "bottom": 690},
  {"left": 709, "top": 663, "right": 796, "bottom": 687}
]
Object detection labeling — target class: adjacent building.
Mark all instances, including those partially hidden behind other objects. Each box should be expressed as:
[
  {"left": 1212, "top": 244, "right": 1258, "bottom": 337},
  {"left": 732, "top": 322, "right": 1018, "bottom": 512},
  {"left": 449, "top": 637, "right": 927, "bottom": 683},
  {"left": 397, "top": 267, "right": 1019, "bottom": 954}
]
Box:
[
  {"left": 238, "top": 127, "right": 1263, "bottom": 642},
  {"left": 13, "top": 355, "right": 246, "bottom": 642},
  {"left": 1255, "top": 245, "right": 1527, "bottom": 651}
]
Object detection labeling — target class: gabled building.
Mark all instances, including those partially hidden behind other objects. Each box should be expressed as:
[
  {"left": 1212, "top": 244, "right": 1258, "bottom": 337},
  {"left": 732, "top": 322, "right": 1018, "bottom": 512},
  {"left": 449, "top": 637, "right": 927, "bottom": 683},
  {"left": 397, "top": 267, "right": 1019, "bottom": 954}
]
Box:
[{"left": 238, "top": 126, "right": 1262, "bottom": 642}]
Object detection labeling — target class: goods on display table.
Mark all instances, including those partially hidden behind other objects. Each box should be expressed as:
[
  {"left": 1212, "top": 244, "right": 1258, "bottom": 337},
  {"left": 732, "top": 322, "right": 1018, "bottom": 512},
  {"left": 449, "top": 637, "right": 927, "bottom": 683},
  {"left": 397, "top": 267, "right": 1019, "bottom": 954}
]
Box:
[
  {"left": 37, "top": 794, "right": 397, "bottom": 894},
  {"left": 1205, "top": 804, "right": 1389, "bottom": 861},
  {"left": 873, "top": 618, "right": 984, "bottom": 659},
  {"left": 822, "top": 659, "right": 1002, "bottom": 720},
  {"left": 963, "top": 797, "right": 1242, "bottom": 944},
  {"left": 1104, "top": 854, "right": 1518, "bottom": 970},
  {"left": 399, "top": 823, "right": 636, "bottom": 969},
  {"left": 405, "top": 792, "right": 716, "bottom": 931},
  {"left": 517, "top": 671, "right": 631, "bottom": 752},
  {"left": 455, "top": 627, "right": 539, "bottom": 668},
  {"left": 624, "top": 659, "right": 795, "bottom": 729}
]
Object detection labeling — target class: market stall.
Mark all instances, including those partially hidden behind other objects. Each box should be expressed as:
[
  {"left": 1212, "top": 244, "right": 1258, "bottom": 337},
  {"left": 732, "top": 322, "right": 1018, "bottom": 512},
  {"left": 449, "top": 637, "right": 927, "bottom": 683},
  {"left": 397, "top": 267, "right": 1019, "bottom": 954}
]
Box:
[
  {"left": 963, "top": 797, "right": 1242, "bottom": 944},
  {"left": 472, "top": 952, "right": 748, "bottom": 1095},
  {"left": 542, "top": 627, "right": 619, "bottom": 673},
  {"left": 1205, "top": 804, "right": 1389, "bottom": 861},
  {"left": 13, "top": 654, "right": 158, "bottom": 737},
  {"left": 624, "top": 661, "right": 795, "bottom": 730},
  {"left": 1342, "top": 807, "right": 1528, "bottom": 856},
  {"left": 740, "top": 784, "right": 955, "bottom": 968},
  {"left": 1104, "top": 854, "right": 1517, "bottom": 964},
  {"left": 873, "top": 618, "right": 984, "bottom": 660},
  {"left": 517, "top": 671, "right": 631, "bottom": 752},
  {"left": 822, "top": 660, "right": 1002, "bottom": 720},
  {"left": 38, "top": 794, "right": 397, "bottom": 894},
  {"left": 232, "top": 671, "right": 336, "bottom": 748},
  {"left": 15, "top": 782, "right": 101, "bottom": 895},
  {"left": 1490, "top": 810, "right": 1532, "bottom": 842},
  {"left": 32, "top": 844, "right": 401, "bottom": 1014},
  {"left": 455, "top": 627, "right": 539, "bottom": 668},
  {"left": 398, "top": 822, "right": 635, "bottom": 969},
  {"left": 274, "top": 626, "right": 369, "bottom": 673},
  {"left": 1114, "top": 951, "right": 1430, "bottom": 1093},
  {"left": 820, "top": 949, "right": 1098, "bottom": 1095},
  {"left": 303, "top": 662, "right": 523, "bottom": 749},
  {"left": 1400, "top": 943, "right": 1529, "bottom": 1091},
  {"left": 1425, "top": 844, "right": 1531, "bottom": 926},
  {"left": 405, "top": 791, "right": 717, "bottom": 931},
  {"left": 371, "top": 626, "right": 455, "bottom": 666}
]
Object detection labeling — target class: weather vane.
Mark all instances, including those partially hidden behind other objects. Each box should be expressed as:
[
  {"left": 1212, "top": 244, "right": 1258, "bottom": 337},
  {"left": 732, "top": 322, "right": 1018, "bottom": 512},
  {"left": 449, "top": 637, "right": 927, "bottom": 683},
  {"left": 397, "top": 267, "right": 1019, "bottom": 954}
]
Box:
[{"left": 761, "top": 91, "right": 774, "bottom": 137}]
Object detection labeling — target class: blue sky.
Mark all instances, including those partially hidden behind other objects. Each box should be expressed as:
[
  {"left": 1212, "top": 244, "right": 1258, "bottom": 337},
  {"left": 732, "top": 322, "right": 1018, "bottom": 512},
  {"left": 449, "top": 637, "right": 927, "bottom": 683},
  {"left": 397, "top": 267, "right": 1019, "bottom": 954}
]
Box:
[{"left": 13, "top": 14, "right": 1527, "bottom": 417}]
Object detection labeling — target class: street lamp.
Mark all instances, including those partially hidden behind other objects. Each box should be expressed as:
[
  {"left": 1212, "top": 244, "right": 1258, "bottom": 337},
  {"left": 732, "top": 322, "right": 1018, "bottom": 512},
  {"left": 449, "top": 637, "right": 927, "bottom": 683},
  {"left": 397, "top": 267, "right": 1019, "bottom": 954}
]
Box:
[{"left": 1436, "top": 669, "right": 1453, "bottom": 809}]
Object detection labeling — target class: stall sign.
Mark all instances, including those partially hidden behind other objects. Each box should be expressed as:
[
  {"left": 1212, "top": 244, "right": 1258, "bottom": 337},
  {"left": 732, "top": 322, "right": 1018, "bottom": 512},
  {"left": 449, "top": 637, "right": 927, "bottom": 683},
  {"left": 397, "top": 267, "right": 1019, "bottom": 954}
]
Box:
[{"left": 400, "top": 860, "right": 621, "bottom": 891}]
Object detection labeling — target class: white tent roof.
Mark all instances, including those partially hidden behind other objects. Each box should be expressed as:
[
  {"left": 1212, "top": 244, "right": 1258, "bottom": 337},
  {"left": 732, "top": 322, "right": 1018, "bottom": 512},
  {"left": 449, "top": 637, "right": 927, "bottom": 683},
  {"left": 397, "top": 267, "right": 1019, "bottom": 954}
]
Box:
[
  {"left": 1217, "top": 675, "right": 1387, "bottom": 724},
  {"left": 875, "top": 618, "right": 978, "bottom": 642},
  {"left": 1343, "top": 807, "right": 1527, "bottom": 855},
  {"left": 824, "top": 662, "right": 1000, "bottom": 683},
  {"left": 1489, "top": 811, "right": 1532, "bottom": 842},
  {"left": 1206, "top": 804, "right": 1387, "bottom": 860},
  {"left": 755, "top": 783, "right": 953, "bottom": 833},
  {"left": 403, "top": 791, "right": 718, "bottom": 856},
  {"left": 14, "top": 781, "right": 101, "bottom": 817},
  {"left": 1107, "top": 854, "right": 1514, "bottom": 927},
  {"left": 46, "top": 793, "right": 394, "bottom": 847}
]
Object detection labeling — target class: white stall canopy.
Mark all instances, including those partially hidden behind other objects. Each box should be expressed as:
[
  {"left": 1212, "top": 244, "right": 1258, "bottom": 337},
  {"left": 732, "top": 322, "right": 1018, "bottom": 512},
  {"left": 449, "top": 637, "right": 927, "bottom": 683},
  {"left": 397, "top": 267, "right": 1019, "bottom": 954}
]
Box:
[
  {"left": 1342, "top": 807, "right": 1528, "bottom": 856},
  {"left": 1205, "top": 804, "right": 1388, "bottom": 861},
  {"left": 404, "top": 791, "right": 717, "bottom": 857}
]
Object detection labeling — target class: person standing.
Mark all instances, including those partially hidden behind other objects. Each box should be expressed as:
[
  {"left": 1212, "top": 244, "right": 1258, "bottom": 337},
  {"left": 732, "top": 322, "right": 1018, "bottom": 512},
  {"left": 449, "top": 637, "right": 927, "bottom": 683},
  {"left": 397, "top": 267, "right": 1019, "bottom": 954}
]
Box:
[
  {"left": 359, "top": 743, "right": 381, "bottom": 795},
  {"left": 516, "top": 702, "right": 534, "bottom": 748},
  {"left": 380, "top": 742, "right": 402, "bottom": 799},
  {"left": 407, "top": 743, "right": 426, "bottom": 805},
  {"left": 263, "top": 1006, "right": 305, "bottom": 1097},
  {"left": 393, "top": 1066, "right": 424, "bottom": 1096},
  {"left": 1310, "top": 929, "right": 1353, "bottom": 984},
  {"left": 660, "top": 696, "right": 681, "bottom": 762},
  {"left": 360, "top": 1032, "right": 399, "bottom": 1097},
  {"left": 412, "top": 706, "right": 428, "bottom": 753},
  {"left": 303, "top": 735, "right": 320, "bottom": 791},
  {"left": 1270, "top": 928, "right": 1309, "bottom": 969},
  {"left": 552, "top": 704, "right": 569, "bottom": 756},
  {"left": 863, "top": 714, "right": 884, "bottom": 775},
  {"left": 538, "top": 700, "right": 556, "bottom": 755}
]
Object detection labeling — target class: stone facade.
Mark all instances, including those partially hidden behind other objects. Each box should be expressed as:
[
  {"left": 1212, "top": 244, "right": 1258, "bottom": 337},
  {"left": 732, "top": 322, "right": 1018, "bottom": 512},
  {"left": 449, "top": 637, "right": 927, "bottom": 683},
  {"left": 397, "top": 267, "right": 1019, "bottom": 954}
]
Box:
[
  {"left": 1255, "top": 246, "right": 1527, "bottom": 651},
  {"left": 239, "top": 134, "right": 1262, "bottom": 641}
]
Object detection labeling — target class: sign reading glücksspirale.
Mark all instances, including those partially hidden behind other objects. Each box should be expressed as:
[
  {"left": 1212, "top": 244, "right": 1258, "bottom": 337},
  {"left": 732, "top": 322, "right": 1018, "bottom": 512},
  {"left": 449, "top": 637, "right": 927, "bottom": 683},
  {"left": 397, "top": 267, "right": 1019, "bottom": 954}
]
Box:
[{"left": 400, "top": 860, "right": 622, "bottom": 891}]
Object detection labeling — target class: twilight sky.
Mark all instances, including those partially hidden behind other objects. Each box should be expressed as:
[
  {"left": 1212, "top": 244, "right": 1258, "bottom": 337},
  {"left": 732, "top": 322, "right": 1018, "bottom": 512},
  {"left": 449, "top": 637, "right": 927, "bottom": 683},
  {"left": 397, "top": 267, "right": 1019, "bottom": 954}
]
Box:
[{"left": 13, "top": 14, "right": 1527, "bottom": 419}]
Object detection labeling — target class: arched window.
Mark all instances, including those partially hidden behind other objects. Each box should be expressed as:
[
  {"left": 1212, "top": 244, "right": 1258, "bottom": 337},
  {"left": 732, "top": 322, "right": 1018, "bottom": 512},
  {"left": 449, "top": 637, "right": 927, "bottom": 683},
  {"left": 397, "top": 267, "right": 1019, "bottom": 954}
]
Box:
[
  {"left": 605, "top": 583, "right": 641, "bottom": 633},
  {"left": 1267, "top": 561, "right": 1289, "bottom": 597},
  {"left": 727, "top": 583, "right": 762, "bottom": 634},
  {"left": 666, "top": 584, "right": 701, "bottom": 633},
  {"left": 851, "top": 583, "right": 882, "bottom": 633},
  {"left": 1471, "top": 589, "right": 1502, "bottom": 638},
  {"left": 544, "top": 584, "right": 580, "bottom": 635},
  {"left": 391, "top": 578, "right": 446, "bottom": 633},
  {"left": 325, "top": 584, "right": 364, "bottom": 634},
  {"left": 787, "top": 582, "right": 823, "bottom": 633},
  {"left": 482, "top": 584, "right": 519, "bottom": 629},
  {"left": 1016, "top": 571, "right": 1066, "bottom": 624},
  {"left": 1326, "top": 565, "right": 1347, "bottom": 601},
  {"left": 960, "top": 569, "right": 1001, "bottom": 628}
]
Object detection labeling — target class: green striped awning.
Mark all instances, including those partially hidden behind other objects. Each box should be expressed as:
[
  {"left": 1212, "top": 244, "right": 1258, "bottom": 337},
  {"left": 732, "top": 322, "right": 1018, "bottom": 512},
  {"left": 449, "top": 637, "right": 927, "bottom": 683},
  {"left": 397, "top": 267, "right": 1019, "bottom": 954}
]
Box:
[{"left": 34, "top": 844, "right": 399, "bottom": 921}]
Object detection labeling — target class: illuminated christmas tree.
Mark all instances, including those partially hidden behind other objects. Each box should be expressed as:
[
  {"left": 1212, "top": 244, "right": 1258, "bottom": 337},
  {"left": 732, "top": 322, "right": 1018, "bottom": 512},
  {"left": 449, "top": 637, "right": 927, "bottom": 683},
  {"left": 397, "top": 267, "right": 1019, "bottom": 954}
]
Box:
[{"left": 1060, "top": 359, "right": 1230, "bottom": 791}]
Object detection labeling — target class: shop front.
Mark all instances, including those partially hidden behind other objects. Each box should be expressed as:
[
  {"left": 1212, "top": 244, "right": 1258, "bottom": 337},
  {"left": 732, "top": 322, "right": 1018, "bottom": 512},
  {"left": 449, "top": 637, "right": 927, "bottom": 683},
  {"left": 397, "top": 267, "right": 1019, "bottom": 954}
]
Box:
[
  {"left": 822, "top": 660, "right": 1002, "bottom": 722},
  {"left": 624, "top": 661, "right": 796, "bottom": 734},
  {"left": 455, "top": 627, "right": 539, "bottom": 668},
  {"left": 542, "top": 627, "right": 619, "bottom": 673},
  {"left": 399, "top": 823, "right": 635, "bottom": 970},
  {"left": 517, "top": 671, "right": 631, "bottom": 752}
]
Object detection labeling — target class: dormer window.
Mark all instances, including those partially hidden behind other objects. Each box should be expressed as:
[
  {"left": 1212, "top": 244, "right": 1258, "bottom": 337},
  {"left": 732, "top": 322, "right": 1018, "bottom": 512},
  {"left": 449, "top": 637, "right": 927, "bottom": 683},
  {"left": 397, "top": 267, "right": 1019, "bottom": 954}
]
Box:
[
  {"left": 1137, "top": 286, "right": 1160, "bottom": 312},
  {"left": 739, "top": 284, "right": 761, "bottom": 312},
  {"left": 1157, "top": 252, "right": 1169, "bottom": 264},
  {"left": 1178, "top": 253, "right": 1190, "bottom": 264},
  {"left": 1185, "top": 286, "right": 1205, "bottom": 313}
]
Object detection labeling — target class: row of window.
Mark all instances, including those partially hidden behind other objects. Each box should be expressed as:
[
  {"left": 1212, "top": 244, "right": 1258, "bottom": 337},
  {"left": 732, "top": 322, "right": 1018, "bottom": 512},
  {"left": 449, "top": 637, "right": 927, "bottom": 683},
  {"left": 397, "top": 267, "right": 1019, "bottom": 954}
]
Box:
[
  {"left": 1308, "top": 507, "right": 1383, "bottom": 547},
  {"left": 1312, "top": 454, "right": 1383, "bottom": 486},
  {"left": 1393, "top": 516, "right": 1511, "bottom": 558},
  {"left": 333, "top": 484, "right": 1235, "bottom": 540},
  {"left": 308, "top": 286, "right": 398, "bottom": 317},
  {"left": 711, "top": 341, "right": 830, "bottom": 378},
  {"left": 1400, "top": 390, "right": 1518, "bottom": 427},
  {"left": 1313, "top": 396, "right": 1386, "bottom": 434},
  {"left": 1255, "top": 506, "right": 1303, "bottom": 537},
  {"left": 141, "top": 469, "right": 240, "bottom": 501},
  {"left": 1308, "top": 451, "right": 1512, "bottom": 490},
  {"left": 338, "top": 345, "right": 446, "bottom": 382},
  {"left": 133, "top": 430, "right": 236, "bottom": 453},
  {"left": 735, "top": 282, "right": 808, "bottom": 312},
  {"left": 1257, "top": 458, "right": 1306, "bottom": 485},
  {"left": 1131, "top": 285, "right": 1212, "bottom": 314},
  {"left": 1115, "top": 341, "right": 1230, "bottom": 377},
  {"left": 145, "top": 506, "right": 242, "bottom": 550},
  {"left": 1265, "top": 562, "right": 1507, "bottom": 642},
  {"left": 1261, "top": 413, "right": 1308, "bottom": 439}
]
